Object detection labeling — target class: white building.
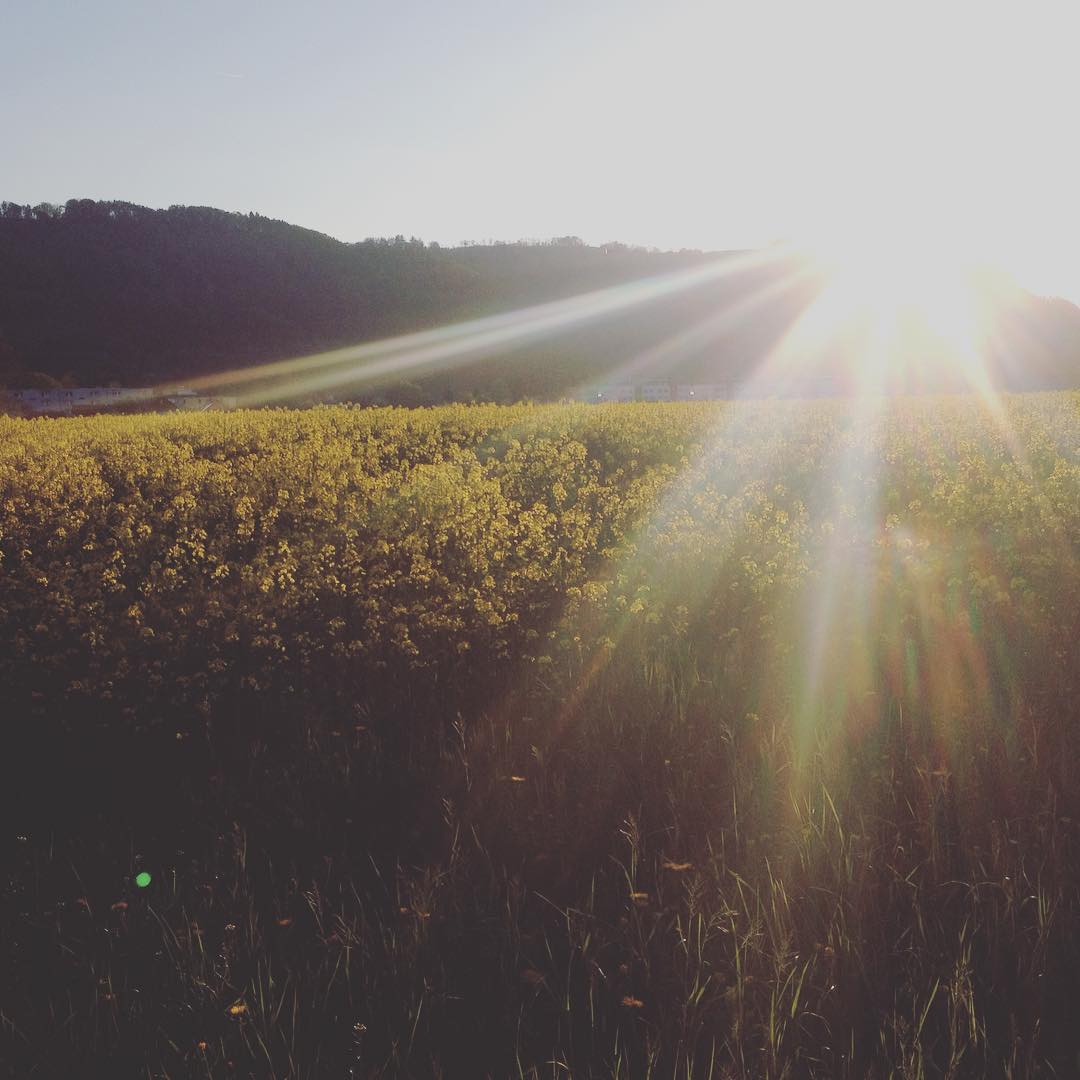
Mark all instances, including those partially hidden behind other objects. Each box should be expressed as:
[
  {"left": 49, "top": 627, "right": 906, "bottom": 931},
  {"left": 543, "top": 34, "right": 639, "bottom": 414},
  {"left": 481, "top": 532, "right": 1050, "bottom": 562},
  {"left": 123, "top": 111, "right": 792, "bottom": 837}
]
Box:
[
  {"left": 8, "top": 386, "right": 237, "bottom": 414},
  {"left": 576, "top": 383, "right": 636, "bottom": 403},
  {"left": 9, "top": 387, "right": 156, "bottom": 413},
  {"left": 638, "top": 381, "right": 671, "bottom": 402},
  {"left": 165, "top": 388, "right": 238, "bottom": 411},
  {"left": 584, "top": 379, "right": 840, "bottom": 402},
  {"left": 574, "top": 382, "right": 739, "bottom": 403}
]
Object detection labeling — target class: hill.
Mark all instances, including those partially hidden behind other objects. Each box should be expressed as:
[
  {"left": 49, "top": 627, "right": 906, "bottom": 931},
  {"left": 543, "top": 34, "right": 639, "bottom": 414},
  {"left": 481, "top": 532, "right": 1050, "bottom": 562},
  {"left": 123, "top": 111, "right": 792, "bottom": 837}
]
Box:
[{"left": 1, "top": 199, "right": 1078, "bottom": 401}]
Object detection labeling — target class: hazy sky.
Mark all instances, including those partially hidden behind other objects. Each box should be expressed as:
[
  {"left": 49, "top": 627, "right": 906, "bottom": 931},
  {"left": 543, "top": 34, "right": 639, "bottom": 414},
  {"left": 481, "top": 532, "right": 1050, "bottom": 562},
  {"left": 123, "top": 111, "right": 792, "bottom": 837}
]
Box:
[{"left": 5, "top": 0, "right": 1080, "bottom": 294}]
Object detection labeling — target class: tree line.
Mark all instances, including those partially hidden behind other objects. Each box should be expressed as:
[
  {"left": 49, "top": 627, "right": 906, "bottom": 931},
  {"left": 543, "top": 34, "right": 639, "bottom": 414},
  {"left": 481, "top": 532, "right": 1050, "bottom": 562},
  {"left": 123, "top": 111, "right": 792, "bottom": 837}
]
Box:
[{"left": 1, "top": 199, "right": 1077, "bottom": 404}]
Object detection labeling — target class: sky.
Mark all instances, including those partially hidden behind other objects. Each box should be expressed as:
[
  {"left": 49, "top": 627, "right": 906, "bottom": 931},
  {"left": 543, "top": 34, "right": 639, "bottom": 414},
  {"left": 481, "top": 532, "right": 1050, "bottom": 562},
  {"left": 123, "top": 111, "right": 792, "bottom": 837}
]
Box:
[{"left": 5, "top": 0, "right": 1080, "bottom": 299}]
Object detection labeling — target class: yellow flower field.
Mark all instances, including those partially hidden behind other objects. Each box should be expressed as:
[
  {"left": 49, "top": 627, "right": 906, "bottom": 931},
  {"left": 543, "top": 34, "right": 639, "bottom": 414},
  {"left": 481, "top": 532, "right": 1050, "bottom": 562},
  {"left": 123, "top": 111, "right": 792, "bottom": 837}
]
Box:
[{"left": 4, "top": 396, "right": 1080, "bottom": 1077}]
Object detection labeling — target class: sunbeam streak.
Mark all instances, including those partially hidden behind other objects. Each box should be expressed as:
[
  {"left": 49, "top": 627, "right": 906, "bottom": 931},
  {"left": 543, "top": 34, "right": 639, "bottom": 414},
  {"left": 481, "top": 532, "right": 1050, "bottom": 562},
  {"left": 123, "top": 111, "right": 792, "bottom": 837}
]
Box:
[
  {"left": 180, "top": 247, "right": 796, "bottom": 406},
  {"left": 585, "top": 263, "right": 823, "bottom": 396}
]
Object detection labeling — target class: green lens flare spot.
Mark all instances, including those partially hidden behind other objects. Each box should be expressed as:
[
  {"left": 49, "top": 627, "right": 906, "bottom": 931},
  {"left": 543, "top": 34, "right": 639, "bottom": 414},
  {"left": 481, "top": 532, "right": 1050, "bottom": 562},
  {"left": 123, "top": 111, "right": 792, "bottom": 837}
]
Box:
[{"left": 135, "top": 871, "right": 152, "bottom": 888}]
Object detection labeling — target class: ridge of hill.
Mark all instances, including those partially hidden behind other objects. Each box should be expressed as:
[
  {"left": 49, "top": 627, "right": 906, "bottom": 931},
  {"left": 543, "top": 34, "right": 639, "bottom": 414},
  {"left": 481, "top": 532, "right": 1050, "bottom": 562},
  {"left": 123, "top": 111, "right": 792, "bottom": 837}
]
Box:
[{"left": 1, "top": 199, "right": 1078, "bottom": 402}]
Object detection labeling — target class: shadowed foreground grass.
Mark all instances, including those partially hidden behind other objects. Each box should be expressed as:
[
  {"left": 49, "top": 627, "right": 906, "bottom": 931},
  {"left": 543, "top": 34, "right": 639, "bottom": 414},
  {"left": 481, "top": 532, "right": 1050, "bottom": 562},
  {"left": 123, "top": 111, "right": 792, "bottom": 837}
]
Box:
[{"left": 3, "top": 398, "right": 1080, "bottom": 1077}]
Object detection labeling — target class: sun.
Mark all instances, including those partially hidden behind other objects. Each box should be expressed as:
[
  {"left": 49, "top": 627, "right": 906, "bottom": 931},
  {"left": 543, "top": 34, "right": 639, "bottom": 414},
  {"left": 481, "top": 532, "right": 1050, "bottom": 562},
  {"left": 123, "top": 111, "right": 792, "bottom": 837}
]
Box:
[
  {"left": 794, "top": 205, "right": 990, "bottom": 394},
  {"left": 811, "top": 206, "right": 973, "bottom": 298}
]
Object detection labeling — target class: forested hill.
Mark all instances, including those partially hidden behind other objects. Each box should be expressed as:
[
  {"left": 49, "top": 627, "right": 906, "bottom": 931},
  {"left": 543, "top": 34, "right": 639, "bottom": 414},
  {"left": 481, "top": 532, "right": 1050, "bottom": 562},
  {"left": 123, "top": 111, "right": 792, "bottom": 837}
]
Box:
[
  {"left": 0, "top": 199, "right": 801, "bottom": 400},
  {"left": 2, "top": 198, "right": 1079, "bottom": 402}
]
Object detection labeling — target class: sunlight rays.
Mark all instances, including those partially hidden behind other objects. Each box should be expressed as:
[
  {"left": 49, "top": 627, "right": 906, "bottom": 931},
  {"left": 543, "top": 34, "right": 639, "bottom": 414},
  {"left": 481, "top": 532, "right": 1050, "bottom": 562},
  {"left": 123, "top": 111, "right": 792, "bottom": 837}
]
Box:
[
  {"left": 578, "top": 260, "right": 822, "bottom": 396},
  {"left": 179, "top": 247, "right": 790, "bottom": 407},
  {"left": 522, "top": 228, "right": 1053, "bottom": 814},
  {"left": 178, "top": 220, "right": 1050, "bottom": 794}
]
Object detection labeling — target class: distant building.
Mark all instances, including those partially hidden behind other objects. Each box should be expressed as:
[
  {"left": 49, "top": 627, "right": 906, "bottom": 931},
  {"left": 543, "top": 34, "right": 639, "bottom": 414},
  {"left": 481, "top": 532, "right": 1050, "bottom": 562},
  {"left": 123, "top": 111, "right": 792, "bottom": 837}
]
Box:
[
  {"left": 164, "top": 388, "right": 238, "bottom": 411},
  {"left": 8, "top": 386, "right": 237, "bottom": 414},
  {"left": 576, "top": 382, "right": 736, "bottom": 403},
  {"left": 573, "top": 378, "right": 843, "bottom": 403},
  {"left": 638, "top": 380, "right": 671, "bottom": 402},
  {"left": 576, "top": 383, "right": 636, "bottom": 403},
  {"left": 9, "top": 387, "right": 155, "bottom": 413}
]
